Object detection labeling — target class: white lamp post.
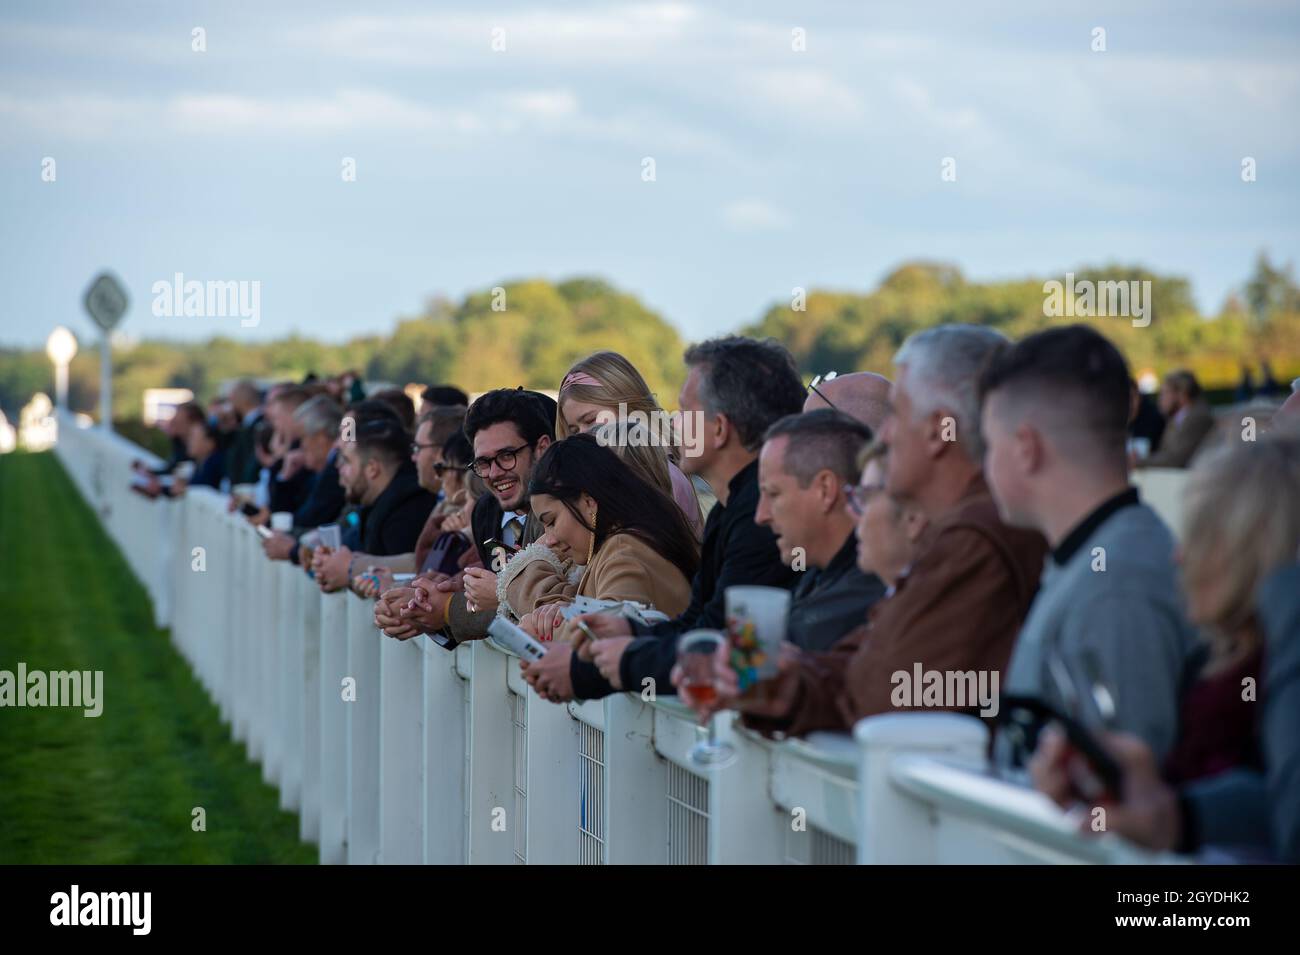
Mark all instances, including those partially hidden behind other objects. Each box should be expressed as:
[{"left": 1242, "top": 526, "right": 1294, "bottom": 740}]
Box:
[{"left": 46, "top": 326, "right": 78, "bottom": 411}]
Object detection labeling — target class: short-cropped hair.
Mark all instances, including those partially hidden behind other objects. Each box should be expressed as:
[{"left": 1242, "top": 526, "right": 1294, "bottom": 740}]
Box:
[
  {"left": 420, "top": 405, "right": 467, "bottom": 451},
  {"left": 763, "top": 409, "right": 874, "bottom": 485},
  {"left": 979, "top": 324, "right": 1131, "bottom": 454}
]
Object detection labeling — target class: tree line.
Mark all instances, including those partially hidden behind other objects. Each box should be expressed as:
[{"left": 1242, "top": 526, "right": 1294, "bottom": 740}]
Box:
[{"left": 2, "top": 256, "right": 1298, "bottom": 422}]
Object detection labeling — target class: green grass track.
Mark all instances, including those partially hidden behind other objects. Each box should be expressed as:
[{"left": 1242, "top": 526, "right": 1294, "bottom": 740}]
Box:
[{"left": 0, "top": 450, "right": 313, "bottom": 863}]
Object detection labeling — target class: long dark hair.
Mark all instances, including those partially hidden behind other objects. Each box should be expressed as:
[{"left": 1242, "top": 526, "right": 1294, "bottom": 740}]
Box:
[{"left": 528, "top": 434, "right": 700, "bottom": 584}]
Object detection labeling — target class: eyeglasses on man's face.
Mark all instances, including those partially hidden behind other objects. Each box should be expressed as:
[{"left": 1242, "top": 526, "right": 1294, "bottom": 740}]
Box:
[
  {"left": 844, "top": 481, "right": 886, "bottom": 517},
  {"left": 469, "top": 442, "right": 533, "bottom": 478}
]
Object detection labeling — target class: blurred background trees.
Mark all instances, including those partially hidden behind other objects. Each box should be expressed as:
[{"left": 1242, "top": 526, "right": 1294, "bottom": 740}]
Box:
[{"left": 3, "top": 255, "right": 1298, "bottom": 423}]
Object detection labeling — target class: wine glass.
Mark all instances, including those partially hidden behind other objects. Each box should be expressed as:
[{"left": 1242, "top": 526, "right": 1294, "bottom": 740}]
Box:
[{"left": 676, "top": 629, "right": 736, "bottom": 769}]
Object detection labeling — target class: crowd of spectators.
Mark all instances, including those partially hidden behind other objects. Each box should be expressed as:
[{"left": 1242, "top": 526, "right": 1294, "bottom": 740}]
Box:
[{"left": 129, "top": 331, "right": 1300, "bottom": 863}]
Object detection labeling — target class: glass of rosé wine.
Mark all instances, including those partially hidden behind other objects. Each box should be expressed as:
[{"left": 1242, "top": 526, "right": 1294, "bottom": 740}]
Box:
[{"left": 676, "top": 629, "right": 736, "bottom": 769}]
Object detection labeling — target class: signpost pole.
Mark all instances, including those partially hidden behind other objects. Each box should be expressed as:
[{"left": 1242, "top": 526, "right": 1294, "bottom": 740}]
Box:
[{"left": 100, "top": 331, "right": 112, "bottom": 433}]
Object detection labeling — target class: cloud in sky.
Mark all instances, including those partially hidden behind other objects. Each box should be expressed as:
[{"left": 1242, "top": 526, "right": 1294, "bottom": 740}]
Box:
[
  {"left": 723, "top": 198, "right": 790, "bottom": 232},
  {"left": 0, "top": 0, "right": 1297, "bottom": 349}
]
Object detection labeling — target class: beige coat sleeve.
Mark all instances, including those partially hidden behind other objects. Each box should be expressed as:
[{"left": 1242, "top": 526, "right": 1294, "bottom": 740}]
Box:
[{"left": 498, "top": 542, "right": 579, "bottom": 620}]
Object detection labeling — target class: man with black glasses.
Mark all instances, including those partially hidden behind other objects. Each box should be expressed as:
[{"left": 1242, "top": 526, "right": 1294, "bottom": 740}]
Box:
[{"left": 375, "top": 388, "right": 556, "bottom": 647}]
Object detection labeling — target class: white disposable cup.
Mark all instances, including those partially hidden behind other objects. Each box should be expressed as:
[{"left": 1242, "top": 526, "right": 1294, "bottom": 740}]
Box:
[
  {"left": 271, "top": 511, "right": 294, "bottom": 533},
  {"left": 725, "top": 586, "right": 791, "bottom": 688},
  {"left": 318, "top": 523, "right": 342, "bottom": 550}
]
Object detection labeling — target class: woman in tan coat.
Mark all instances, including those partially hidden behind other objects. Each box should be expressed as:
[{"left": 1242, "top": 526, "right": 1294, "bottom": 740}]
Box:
[{"left": 511, "top": 434, "right": 699, "bottom": 642}]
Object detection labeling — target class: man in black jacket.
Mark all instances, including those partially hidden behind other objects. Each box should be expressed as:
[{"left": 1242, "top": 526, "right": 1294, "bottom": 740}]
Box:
[
  {"left": 340, "top": 417, "right": 435, "bottom": 556},
  {"left": 524, "top": 336, "right": 806, "bottom": 702},
  {"left": 755, "top": 410, "right": 886, "bottom": 651},
  {"left": 292, "top": 397, "right": 347, "bottom": 531},
  {"left": 224, "top": 380, "right": 265, "bottom": 486}
]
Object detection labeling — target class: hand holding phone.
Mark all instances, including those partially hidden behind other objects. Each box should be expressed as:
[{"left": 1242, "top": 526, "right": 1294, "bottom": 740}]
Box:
[{"left": 996, "top": 694, "right": 1123, "bottom": 802}]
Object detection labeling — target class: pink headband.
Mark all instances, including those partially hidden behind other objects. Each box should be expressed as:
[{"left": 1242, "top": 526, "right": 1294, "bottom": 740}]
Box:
[{"left": 561, "top": 370, "right": 603, "bottom": 390}]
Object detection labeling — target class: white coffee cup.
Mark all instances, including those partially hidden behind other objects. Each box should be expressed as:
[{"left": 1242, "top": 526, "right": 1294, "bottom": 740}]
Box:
[{"left": 271, "top": 511, "right": 294, "bottom": 533}]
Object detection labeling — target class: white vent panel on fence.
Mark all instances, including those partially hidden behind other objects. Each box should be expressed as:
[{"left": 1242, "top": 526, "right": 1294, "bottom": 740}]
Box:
[
  {"left": 512, "top": 689, "right": 528, "bottom": 864},
  {"left": 578, "top": 723, "right": 605, "bottom": 865},
  {"left": 666, "top": 763, "right": 709, "bottom": 865}
]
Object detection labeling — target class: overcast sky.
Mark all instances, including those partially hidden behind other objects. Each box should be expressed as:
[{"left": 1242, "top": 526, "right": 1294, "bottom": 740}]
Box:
[{"left": 1, "top": 0, "right": 1297, "bottom": 349}]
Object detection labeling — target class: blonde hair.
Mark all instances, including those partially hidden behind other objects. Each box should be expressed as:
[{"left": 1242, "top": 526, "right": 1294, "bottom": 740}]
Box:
[
  {"left": 557, "top": 351, "right": 675, "bottom": 496},
  {"left": 1182, "top": 431, "right": 1300, "bottom": 647}
]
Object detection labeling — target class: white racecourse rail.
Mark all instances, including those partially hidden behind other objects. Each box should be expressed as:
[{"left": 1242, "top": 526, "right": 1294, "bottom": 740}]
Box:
[{"left": 53, "top": 413, "right": 1188, "bottom": 865}]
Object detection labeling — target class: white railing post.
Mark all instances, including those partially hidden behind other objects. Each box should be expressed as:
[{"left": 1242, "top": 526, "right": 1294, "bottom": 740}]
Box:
[
  {"left": 169, "top": 493, "right": 191, "bottom": 670},
  {"left": 277, "top": 562, "right": 305, "bottom": 812},
  {"left": 300, "top": 583, "right": 323, "bottom": 845},
  {"left": 318, "top": 590, "right": 349, "bottom": 864},
  {"left": 423, "top": 638, "right": 468, "bottom": 864},
  {"left": 766, "top": 732, "right": 861, "bottom": 863},
  {"left": 154, "top": 494, "right": 174, "bottom": 630},
  {"left": 217, "top": 507, "right": 238, "bottom": 729},
  {"left": 513, "top": 660, "right": 578, "bottom": 864},
  {"left": 379, "top": 629, "right": 425, "bottom": 863},
  {"left": 231, "top": 523, "right": 253, "bottom": 749},
  {"left": 260, "top": 550, "right": 283, "bottom": 787},
  {"left": 853, "top": 713, "right": 989, "bottom": 864},
  {"left": 465, "top": 641, "right": 514, "bottom": 864},
  {"left": 590, "top": 695, "right": 665, "bottom": 864},
  {"left": 345, "top": 592, "right": 382, "bottom": 864}
]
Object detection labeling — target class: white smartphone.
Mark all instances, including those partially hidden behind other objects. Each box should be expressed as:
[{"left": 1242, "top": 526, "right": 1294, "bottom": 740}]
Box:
[{"left": 487, "top": 617, "right": 548, "bottom": 662}]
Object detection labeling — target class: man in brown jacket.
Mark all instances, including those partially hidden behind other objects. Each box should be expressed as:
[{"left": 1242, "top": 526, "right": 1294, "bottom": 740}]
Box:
[{"left": 683, "top": 324, "right": 1047, "bottom": 737}]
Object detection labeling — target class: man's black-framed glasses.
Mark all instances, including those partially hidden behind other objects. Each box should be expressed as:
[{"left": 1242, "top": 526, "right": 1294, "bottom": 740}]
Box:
[{"left": 469, "top": 442, "right": 533, "bottom": 478}]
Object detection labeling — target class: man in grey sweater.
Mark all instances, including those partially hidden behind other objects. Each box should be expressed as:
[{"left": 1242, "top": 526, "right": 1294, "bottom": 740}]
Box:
[
  {"left": 979, "top": 325, "right": 1199, "bottom": 758},
  {"left": 1031, "top": 560, "right": 1300, "bottom": 863}
]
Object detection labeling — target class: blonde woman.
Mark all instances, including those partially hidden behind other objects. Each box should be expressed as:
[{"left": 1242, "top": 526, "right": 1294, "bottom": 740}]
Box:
[
  {"left": 1162, "top": 431, "right": 1300, "bottom": 782},
  {"left": 556, "top": 351, "right": 703, "bottom": 538}
]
